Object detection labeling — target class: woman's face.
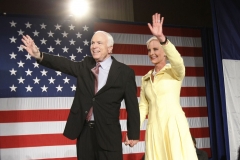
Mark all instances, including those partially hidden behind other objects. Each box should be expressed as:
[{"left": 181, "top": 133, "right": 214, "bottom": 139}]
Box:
[{"left": 147, "top": 40, "right": 165, "bottom": 65}]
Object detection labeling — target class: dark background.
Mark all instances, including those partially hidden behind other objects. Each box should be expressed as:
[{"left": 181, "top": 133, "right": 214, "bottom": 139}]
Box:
[
  {"left": 0, "top": 0, "right": 212, "bottom": 27},
  {"left": 133, "top": 0, "right": 212, "bottom": 27}
]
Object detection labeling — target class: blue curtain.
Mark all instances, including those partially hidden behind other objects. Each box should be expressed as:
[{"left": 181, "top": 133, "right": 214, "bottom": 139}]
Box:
[
  {"left": 207, "top": 0, "right": 240, "bottom": 159},
  {"left": 201, "top": 11, "right": 230, "bottom": 160}
]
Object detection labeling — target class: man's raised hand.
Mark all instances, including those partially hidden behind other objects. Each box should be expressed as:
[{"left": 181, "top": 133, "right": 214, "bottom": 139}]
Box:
[{"left": 21, "top": 35, "right": 41, "bottom": 59}]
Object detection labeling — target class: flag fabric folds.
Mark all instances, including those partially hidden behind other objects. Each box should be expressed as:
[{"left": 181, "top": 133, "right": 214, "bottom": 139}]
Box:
[{"left": 0, "top": 15, "right": 211, "bottom": 160}]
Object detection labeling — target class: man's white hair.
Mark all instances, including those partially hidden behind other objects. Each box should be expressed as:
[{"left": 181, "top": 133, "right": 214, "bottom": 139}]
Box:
[{"left": 94, "top": 31, "right": 114, "bottom": 47}]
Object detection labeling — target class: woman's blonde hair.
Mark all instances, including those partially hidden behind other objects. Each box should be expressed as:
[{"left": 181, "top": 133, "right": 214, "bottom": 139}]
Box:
[{"left": 146, "top": 36, "right": 158, "bottom": 48}]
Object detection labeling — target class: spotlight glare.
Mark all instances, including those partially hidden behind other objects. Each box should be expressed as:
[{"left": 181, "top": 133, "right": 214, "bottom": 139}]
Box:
[{"left": 70, "top": 0, "right": 89, "bottom": 17}]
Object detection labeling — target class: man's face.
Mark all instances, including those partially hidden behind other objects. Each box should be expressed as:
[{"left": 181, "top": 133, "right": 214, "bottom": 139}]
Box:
[{"left": 90, "top": 32, "right": 112, "bottom": 62}]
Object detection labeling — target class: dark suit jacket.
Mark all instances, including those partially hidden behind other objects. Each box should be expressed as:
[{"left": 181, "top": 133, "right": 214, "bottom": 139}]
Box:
[
  {"left": 196, "top": 148, "right": 208, "bottom": 160},
  {"left": 39, "top": 53, "right": 140, "bottom": 151}
]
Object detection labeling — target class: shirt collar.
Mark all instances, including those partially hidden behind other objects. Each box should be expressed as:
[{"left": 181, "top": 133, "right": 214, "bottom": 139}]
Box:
[
  {"left": 142, "top": 64, "right": 171, "bottom": 81},
  {"left": 98, "top": 56, "right": 112, "bottom": 69}
]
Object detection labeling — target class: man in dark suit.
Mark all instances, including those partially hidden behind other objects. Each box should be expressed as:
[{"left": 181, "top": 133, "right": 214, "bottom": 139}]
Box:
[{"left": 21, "top": 31, "right": 140, "bottom": 160}]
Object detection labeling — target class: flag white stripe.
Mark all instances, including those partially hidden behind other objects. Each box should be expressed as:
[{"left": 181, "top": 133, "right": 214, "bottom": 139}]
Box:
[
  {"left": 187, "top": 117, "right": 209, "bottom": 128},
  {"left": 0, "top": 118, "right": 208, "bottom": 136},
  {"left": 0, "top": 121, "right": 66, "bottom": 136},
  {"left": 180, "top": 97, "right": 207, "bottom": 107},
  {"left": 181, "top": 77, "right": 205, "bottom": 87},
  {"left": 110, "top": 33, "right": 202, "bottom": 47},
  {"left": 0, "top": 97, "right": 207, "bottom": 111},
  {"left": 196, "top": 137, "right": 211, "bottom": 148},
  {"left": 113, "top": 54, "right": 203, "bottom": 67},
  {"left": 0, "top": 97, "right": 74, "bottom": 111},
  {"left": 0, "top": 145, "right": 76, "bottom": 160},
  {"left": 122, "top": 141, "right": 145, "bottom": 154}
]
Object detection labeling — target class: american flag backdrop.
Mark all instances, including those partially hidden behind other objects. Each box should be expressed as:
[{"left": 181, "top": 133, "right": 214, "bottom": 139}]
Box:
[{"left": 0, "top": 15, "right": 211, "bottom": 160}]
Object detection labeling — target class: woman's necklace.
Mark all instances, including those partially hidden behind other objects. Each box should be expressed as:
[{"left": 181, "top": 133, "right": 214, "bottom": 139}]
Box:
[{"left": 152, "top": 69, "right": 157, "bottom": 76}]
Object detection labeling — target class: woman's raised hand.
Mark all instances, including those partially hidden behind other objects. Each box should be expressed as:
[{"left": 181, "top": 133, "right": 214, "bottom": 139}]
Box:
[{"left": 148, "top": 13, "right": 166, "bottom": 42}]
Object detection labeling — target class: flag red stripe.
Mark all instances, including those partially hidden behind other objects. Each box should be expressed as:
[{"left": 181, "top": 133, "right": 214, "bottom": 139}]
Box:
[
  {"left": 123, "top": 153, "right": 145, "bottom": 160},
  {"left": 176, "top": 47, "right": 203, "bottom": 57},
  {"left": 94, "top": 22, "right": 201, "bottom": 37},
  {"left": 0, "top": 131, "right": 146, "bottom": 148},
  {"left": 190, "top": 127, "right": 210, "bottom": 138},
  {"left": 180, "top": 87, "right": 206, "bottom": 97},
  {"left": 113, "top": 44, "right": 147, "bottom": 55},
  {"left": 0, "top": 106, "right": 207, "bottom": 123},
  {"left": 182, "top": 107, "right": 208, "bottom": 117},
  {"left": 129, "top": 66, "right": 205, "bottom": 77},
  {"left": 34, "top": 153, "right": 145, "bottom": 160},
  {"left": 0, "top": 110, "right": 69, "bottom": 123},
  {"left": 0, "top": 109, "right": 129, "bottom": 122},
  {"left": 113, "top": 44, "right": 203, "bottom": 57},
  {"left": 185, "top": 67, "right": 205, "bottom": 77},
  {"left": 0, "top": 134, "right": 75, "bottom": 148}
]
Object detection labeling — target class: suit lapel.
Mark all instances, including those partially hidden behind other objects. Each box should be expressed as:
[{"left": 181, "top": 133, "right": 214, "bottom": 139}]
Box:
[
  {"left": 84, "top": 58, "right": 96, "bottom": 96},
  {"left": 96, "top": 56, "right": 121, "bottom": 95}
]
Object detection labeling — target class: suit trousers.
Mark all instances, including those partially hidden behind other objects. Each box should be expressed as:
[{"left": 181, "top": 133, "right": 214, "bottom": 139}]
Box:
[{"left": 76, "top": 121, "right": 123, "bottom": 160}]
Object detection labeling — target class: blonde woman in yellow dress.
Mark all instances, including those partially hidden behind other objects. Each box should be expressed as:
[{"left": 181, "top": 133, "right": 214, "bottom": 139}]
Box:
[{"left": 139, "top": 13, "right": 198, "bottom": 160}]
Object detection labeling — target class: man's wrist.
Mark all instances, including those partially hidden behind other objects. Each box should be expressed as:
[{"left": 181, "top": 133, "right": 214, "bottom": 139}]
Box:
[
  {"left": 40, "top": 51, "right": 43, "bottom": 58},
  {"left": 36, "top": 51, "right": 43, "bottom": 61}
]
